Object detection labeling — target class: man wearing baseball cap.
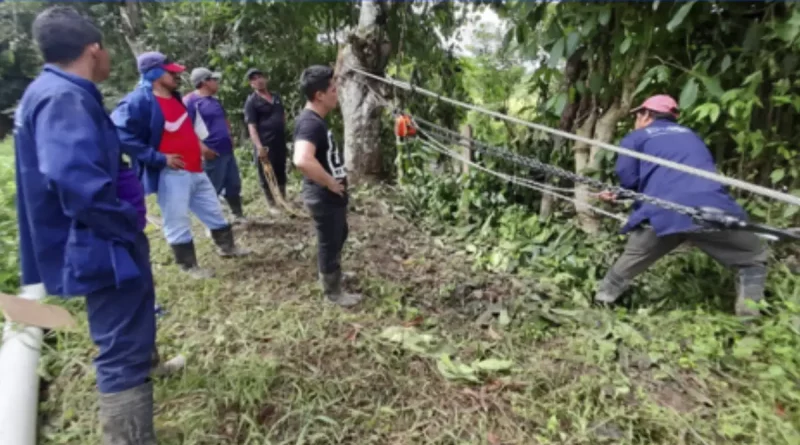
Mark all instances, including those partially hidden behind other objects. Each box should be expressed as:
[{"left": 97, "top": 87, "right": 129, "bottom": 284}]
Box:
[
  {"left": 596, "top": 94, "right": 768, "bottom": 317},
  {"left": 243, "top": 67, "right": 288, "bottom": 213},
  {"left": 112, "top": 51, "right": 250, "bottom": 280},
  {"left": 184, "top": 67, "right": 247, "bottom": 223}
]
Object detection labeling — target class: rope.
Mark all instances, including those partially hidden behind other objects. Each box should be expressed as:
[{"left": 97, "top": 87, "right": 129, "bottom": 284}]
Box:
[
  {"left": 415, "top": 128, "right": 627, "bottom": 223},
  {"left": 345, "top": 66, "right": 800, "bottom": 208},
  {"left": 259, "top": 160, "right": 309, "bottom": 218}
]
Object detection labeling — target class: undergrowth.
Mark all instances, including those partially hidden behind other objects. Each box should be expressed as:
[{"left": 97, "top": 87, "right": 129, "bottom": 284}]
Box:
[{"left": 0, "top": 141, "right": 798, "bottom": 443}]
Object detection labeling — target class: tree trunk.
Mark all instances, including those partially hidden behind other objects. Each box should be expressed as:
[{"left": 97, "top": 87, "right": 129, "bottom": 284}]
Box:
[
  {"left": 542, "top": 48, "right": 585, "bottom": 220},
  {"left": 573, "top": 47, "right": 647, "bottom": 233},
  {"left": 335, "top": 0, "right": 392, "bottom": 186},
  {"left": 119, "top": 1, "right": 144, "bottom": 57}
]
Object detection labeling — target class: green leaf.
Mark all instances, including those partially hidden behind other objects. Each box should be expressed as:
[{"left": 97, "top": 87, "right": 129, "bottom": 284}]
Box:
[
  {"left": 547, "top": 37, "right": 565, "bottom": 69},
  {"left": 667, "top": 1, "right": 695, "bottom": 32},
  {"left": 620, "top": 37, "right": 632, "bottom": 55},
  {"left": 553, "top": 92, "right": 568, "bottom": 115},
  {"left": 516, "top": 25, "right": 526, "bottom": 45},
  {"left": 732, "top": 336, "right": 761, "bottom": 359},
  {"left": 598, "top": 8, "right": 611, "bottom": 26},
  {"left": 700, "top": 77, "right": 724, "bottom": 98},
  {"left": 589, "top": 73, "right": 604, "bottom": 94},
  {"left": 771, "top": 169, "right": 786, "bottom": 184},
  {"left": 679, "top": 78, "right": 699, "bottom": 109},
  {"left": 721, "top": 55, "right": 732, "bottom": 73},
  {"left": 472, "top": 358, "right": 514, "bottom": 372},
  {"left": 566, "top": 31, "right": 580, "bottom": 58}
]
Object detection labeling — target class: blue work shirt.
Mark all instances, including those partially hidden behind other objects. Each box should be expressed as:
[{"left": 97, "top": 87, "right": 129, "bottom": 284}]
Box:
[
  {"left": 14, "top": 65, "right": 142, "bottom": 296},
  {"left": 616, "top": 119, "right": 747, "bottom": 236},
  {"left": 111, "top": 83, "right": 188, "bottom": 194}
]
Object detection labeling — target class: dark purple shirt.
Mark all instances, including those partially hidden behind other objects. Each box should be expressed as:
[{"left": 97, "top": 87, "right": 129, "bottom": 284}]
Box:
[
  {"left": 117, "top": 164, "right": 147, "bottom": 231},
  {"left": 184, "top": 92, "right": 233, "bottom": 155}
]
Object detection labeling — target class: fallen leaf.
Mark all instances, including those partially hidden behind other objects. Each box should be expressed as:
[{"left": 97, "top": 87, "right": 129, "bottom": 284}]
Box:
[
  {"left": 345, "top": 324, "right": 362, "bottom": 342},
  {"left": 403, "top": 315, "right": 424, "bottom": 327},
  {"left": 486, "top": 326, "right": 503, "bottom": 340},
  {"left": 472, "top": 358, "right": 514, "bottom": 372}
]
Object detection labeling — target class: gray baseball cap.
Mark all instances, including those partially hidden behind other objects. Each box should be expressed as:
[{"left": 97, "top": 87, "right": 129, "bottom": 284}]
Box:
[{"left": 190, "top": 67, "right": 221, "bottom": 86}]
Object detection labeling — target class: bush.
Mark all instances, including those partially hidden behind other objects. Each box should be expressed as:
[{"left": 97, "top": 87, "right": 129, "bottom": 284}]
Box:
[{"left": 0, "top": 139, "right": 19, "bottom": 293}]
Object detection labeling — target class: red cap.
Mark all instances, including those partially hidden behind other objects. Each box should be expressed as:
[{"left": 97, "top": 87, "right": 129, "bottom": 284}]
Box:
[
  {"left": 631, "top": 94, "right": 679, "bottom": 117},
  {"left": 163, "top": 61, "right": 186, "bottom": 73}
]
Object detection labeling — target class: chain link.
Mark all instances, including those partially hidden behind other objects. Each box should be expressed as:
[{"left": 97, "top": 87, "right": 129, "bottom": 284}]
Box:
[{"left": 413, "top": 118, "right": 709, "bottom": 222}]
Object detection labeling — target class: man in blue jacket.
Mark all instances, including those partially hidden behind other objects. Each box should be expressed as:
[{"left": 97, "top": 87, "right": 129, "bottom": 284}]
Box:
[
  {"left": 596, "top": 95, "right": 768, "bottom": 317},
  {"left": 15, "top": 7, "right": 159, "bottom": 443},
  {"left": 112, "top": 52, "right": 249, "bottom": 279}
]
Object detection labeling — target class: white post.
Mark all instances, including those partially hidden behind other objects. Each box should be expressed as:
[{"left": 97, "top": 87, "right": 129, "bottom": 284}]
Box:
[{"left": 0, "top": 283, "right": 47, "bottom": 445}]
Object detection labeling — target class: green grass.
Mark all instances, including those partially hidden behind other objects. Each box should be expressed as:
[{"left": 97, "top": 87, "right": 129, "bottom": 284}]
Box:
[{"left": 0, "top": 146, "right": 794, "bottom": 444}]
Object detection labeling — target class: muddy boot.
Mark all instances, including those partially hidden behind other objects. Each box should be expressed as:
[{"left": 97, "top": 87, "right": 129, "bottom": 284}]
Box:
[
  {"left": 735, "top": 265, "right": 766, "bottom": 317},
  {"left": 225, "top": 195, "right": 248, "bottom": 225},
  {"left": 320, "top": 271, "right": 362, "bottom": 307},
  {"left": 594, "top": 271, "right": 630, "bottom": 306},
  {"left": 210, "top": 225, "right": 251, "bottom": 257},
  {"left": 98, "top": 382, "right": 157, "bottom": 445},
  {"left": 170, "top": 242, "right": 214, "bottom": 279}
]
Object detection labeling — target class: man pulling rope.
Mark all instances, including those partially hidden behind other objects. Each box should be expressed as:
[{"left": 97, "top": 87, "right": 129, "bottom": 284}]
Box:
[{"left": 595, "top": 95, "right": 768, "bottom": 316}]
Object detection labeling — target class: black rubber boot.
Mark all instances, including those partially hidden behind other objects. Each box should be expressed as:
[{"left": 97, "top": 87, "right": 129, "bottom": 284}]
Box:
[
  {"left": 225, "top": 195, "right": 246, "bottom": 221},
  {"left": 98, "top": 382, "right": 157, "bottom": 445},
  {"left": 170, "top": 241, "right": 213, "bottom": 279},
  {"left": 320, "top": 270, "right": 362, "bottom": 307},
  {"left": 210, "top": 225, "right": 250, "bottom": 257},
  {"left": 735, "top": 265, "right": 767, "bottom": 317}
]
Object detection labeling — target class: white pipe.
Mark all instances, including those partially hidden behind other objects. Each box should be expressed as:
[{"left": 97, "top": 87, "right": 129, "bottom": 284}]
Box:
[{"left": 0, "top": 283, "right": 47, "bottom": 445}]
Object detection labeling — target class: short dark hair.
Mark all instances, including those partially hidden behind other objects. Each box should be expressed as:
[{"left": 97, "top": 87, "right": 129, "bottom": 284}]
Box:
[
  {"left": 32, "top": 6, "right": 103, "bottom": 64},
  {"left": 299, "top": 65, "right": 334, "bottom": 101},
  {"left": 638, "top": 109, "right": 677, "bottom": 123}
]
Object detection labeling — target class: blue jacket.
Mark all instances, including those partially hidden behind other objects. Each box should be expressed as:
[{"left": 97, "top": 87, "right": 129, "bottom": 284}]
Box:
[
  {"left": 616, "top": 119, "right": 747, "bottom": 236},
  {"left": 110, "top": 83, "right": 188, "bottom": 194},
  {"left": 14, "top": 65, "right": 142, "bottom": 296}
]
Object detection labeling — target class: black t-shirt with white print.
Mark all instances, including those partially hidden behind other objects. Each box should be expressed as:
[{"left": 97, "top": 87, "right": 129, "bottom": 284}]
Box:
[{"left": 293, "top": 108, "right": 347, "bottom": 206}]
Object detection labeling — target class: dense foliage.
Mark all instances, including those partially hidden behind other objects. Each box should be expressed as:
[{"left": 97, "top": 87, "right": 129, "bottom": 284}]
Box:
[{"left": 1, "top": 2, "right": 800, "bottom": 443}]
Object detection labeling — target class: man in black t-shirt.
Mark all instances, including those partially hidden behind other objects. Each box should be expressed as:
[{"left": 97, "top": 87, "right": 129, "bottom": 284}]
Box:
[
  {"left": 243, "top": 67, "right": 287, "bottom": 213},
  {"left": 293, "top": 65, "right": 362, "bottom": 307}
]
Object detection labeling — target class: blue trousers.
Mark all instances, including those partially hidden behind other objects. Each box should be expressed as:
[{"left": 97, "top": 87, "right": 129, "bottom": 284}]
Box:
[
  {"left": 203, "top": 152, "right": 242, "bottom": 198},
  {"left": 85, "top": 232, "right": 156, "bottom": 394},
  {"left": 157, "top": 169, "right": 228, "bottom": 245}
]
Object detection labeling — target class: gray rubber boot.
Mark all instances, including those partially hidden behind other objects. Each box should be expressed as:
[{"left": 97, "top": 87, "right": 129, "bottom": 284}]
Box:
[
  {"left": 594, "top": 271, "right": 631, "bottom": 305},
  {"left": 735, "top": 265, "right": 766, "bottom": 317},
  {"left": 320, "top": 271, "right": 362, "bottom": 307},
  {"left": 170, "top": 242, "right": 213, "bottom": 279},
  {"left": 210, "top": 225, "right": 251, "bottom": 257},
  {"left": 98, "top": 382, "right": 157, "bottom": 445}
]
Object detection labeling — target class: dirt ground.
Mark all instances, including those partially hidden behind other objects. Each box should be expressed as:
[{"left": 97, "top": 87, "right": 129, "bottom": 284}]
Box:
[{"left": 36, "top": 181, "right": 799, "bottom": 444}]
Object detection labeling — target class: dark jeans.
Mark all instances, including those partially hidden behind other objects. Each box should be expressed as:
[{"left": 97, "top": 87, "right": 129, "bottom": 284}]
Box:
[
  {"left": 255, "top": 145, "right": 287, "bottom": 203},
  {"left": 203, "top": 152, "right": 242, "bottom": 198},
  {"left": 305, "top": 195, "right": 348, "bottom": 275},
  {"left": 609, "top": 227, "right": 768, "bottom": 280}
]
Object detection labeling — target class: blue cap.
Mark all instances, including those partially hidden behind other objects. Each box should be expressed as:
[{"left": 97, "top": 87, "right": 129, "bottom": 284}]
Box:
[{"left": 136, "top": 51, "right": 185, "bottom": 74}]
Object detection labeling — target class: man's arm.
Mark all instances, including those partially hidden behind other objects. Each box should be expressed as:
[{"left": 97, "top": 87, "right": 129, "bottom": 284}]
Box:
[
  {"left": 111, "top": 97, "right": 169, "bottom": 168},
  {"left": 36, "top": 92, "right": 139, "bottom": 244},
  {"left": 293, "top": 140, "right": 342, "bottom": 195},
  {"left": 244, "top": 96, "right": 267, "bottom": 160}
]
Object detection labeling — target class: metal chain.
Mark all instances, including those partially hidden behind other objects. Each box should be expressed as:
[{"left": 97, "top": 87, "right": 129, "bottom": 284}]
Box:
[{"left": 413, "top": 117, "right": 707, "bottom": 222}]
